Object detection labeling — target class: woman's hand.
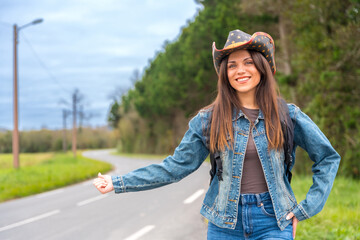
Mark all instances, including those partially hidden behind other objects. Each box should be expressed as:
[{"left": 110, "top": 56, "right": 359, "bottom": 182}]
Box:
[
  {"left": 286, "top": 212, "right": 299, "bottom": 239},
  {"left": 93, "top": 172, "right": 114, "bottom": 194}
]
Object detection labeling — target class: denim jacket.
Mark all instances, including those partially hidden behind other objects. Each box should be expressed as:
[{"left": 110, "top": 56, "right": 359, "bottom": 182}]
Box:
[{"left": 111, "top": 104, "right": 340, "bottom": 231}]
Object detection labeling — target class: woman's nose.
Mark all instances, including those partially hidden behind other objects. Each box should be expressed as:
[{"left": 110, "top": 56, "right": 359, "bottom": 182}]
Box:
[{"left": 236, "top": 67, "right": 245, "bottom": 74}]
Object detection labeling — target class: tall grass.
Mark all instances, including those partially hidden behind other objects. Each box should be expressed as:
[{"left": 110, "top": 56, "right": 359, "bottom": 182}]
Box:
[{"left": 0, "top": 152, "right": 112, "bottom": 202}]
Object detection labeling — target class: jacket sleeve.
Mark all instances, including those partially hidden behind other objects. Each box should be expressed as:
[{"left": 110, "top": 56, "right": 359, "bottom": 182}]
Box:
[
  {"left": 111, "top": 112, "right": 210, "bottom": 193},
  {"left": 290, "top": 105, "right": 340, "bottom": 221}
]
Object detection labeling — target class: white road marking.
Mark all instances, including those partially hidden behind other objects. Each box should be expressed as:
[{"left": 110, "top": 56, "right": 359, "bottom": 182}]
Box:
[
  {"left": 36, "top": 189, "right": 64, "bottom": 198},
  {"left": 0, "top": 210, "right": 60, "bottom": 232},
  {"left": 124, "top": 225, "right": 155, "bottom": 240},
  {"left": 183, "top": 189, "right": 205, "bottom": 204},
  {"left": 77, "top": 194, "right": 108, "bottom": 206}
]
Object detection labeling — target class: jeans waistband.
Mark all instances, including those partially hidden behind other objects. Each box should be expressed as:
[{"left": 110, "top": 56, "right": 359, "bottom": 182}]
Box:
[{"left": 240, "top": 191, "right": 271, "bottom": 205}]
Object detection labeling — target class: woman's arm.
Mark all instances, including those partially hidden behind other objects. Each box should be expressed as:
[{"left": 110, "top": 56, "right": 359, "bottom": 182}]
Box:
[
  {"left": 290, "top": 105, "right": 341, "bottom": 221},
  {"left": 94, "top": 111, "right": 210, "bottom": 194}
]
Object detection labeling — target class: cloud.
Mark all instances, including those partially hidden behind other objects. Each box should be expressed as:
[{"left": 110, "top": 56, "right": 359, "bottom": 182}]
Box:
[{"left": 0, "top": 0, "right": 199, "bottom": 130}]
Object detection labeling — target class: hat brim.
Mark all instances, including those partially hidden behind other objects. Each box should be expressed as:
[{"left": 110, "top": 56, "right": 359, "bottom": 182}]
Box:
[{"left": 212, "top": 32, "right": 276, "bottom": 75}]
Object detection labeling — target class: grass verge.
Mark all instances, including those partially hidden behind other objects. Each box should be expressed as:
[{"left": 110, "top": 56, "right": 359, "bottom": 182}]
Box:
[
  {"left": 0, "top": 151, "right": 112, "bottom": 203},
  {"left": 289, "top": 175, "right": 359, "bottom": 240}
]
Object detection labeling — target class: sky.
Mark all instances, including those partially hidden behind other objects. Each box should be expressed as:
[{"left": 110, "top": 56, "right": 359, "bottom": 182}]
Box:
[{"left": 0, "top": 0, "right": 201, "bottom": 130}]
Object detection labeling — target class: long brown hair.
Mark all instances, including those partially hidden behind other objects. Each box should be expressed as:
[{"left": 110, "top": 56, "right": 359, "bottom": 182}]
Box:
[{"left": 206, "top": 50, "right": 284, "bottom": 153}]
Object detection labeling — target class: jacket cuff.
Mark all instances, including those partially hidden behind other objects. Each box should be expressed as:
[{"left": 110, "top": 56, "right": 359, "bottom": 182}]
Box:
[
  {"left": 112, "top": 175, "right": 125, "bottom": 193},
  {"left": 292, "top": 204, "right": 310, "bottom": 221}
]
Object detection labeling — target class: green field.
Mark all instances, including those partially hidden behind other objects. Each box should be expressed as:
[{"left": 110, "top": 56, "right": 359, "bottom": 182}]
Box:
[{"left": 0, "top": 152, "right": 112, "bottom": 202}]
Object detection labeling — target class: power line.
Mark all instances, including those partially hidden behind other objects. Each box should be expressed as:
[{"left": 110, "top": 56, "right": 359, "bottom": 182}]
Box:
[{"left": 19, "top": 31, "right": 71, "bottom": 96}]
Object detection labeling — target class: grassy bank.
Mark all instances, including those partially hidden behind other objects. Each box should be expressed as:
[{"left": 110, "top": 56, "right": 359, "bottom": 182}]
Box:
[
  {"left": 0, "top": 152, "right": 112, "bottom": 202},
  {"left": 286, "top": 175, "right": 359, "bottom": 240}
]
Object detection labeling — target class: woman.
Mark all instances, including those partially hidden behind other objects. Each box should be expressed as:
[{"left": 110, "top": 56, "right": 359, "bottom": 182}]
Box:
[{"left": 93, "top": 29, "right": 340, "bottom": 239}]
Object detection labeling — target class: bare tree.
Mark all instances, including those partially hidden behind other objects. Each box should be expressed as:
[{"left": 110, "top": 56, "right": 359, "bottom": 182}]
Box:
[
  {"left": 130, "top": 69, "right": 141, "bottom": 86},
  {"left": 108, "top": 69, "right": 141, "bottom": 101}
]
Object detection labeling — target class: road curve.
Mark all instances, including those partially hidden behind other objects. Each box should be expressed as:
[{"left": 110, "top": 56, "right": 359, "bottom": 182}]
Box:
[{"left": 0, "top": 149, "right": 210, "bottom": 240}]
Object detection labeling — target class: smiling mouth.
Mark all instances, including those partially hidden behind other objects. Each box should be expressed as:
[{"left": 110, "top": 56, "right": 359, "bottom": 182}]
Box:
[{"left": 236, "top": 77, "right": 251, "bottom": 82}]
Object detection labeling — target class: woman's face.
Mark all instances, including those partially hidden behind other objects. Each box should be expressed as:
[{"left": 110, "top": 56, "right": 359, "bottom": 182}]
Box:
[{"left": 227, "top": 50, "right": 261, "bottom": 100}]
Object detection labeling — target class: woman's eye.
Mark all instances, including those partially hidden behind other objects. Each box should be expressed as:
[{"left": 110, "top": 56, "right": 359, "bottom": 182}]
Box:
[
  {"left": 228, "top": 64, "right": 236, "bottom": 69},
  {"left": 245, "top": 61, "right": 253, "bottom": 65}
]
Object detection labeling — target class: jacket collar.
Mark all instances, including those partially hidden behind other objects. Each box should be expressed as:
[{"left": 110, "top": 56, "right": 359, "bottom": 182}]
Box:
[{"left": 232, "top": 107, "right": 264, "bottom": 121}]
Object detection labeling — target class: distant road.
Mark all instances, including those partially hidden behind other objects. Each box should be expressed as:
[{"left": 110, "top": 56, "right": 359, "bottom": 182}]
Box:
[{"left": 0, "top": 149, "right": 209, "bottom": 240}]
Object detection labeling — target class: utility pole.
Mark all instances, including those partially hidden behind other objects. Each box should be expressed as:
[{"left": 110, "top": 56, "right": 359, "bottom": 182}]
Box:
[
  {"left": 62, "top": 109, "right": 70, "bottom": 152},
  {"left": 13, "top": 24, "right": 19, "bottom": 168},
  {"left": 12, "top": 18, "right": 43, "bottom": 169}
]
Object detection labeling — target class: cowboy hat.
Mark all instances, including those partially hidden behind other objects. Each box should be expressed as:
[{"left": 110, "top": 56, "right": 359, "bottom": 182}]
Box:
[{"left": 212, "top": 29, "right": 276, "bottom": 75}]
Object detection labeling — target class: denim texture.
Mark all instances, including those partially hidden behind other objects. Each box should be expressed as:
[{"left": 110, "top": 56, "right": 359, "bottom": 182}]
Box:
[
  {"left": 112, "top": 104, "right": 340, "bottom": 231},
  {"left": 207, "top": 192, "right": 293, "bottom": 239}
]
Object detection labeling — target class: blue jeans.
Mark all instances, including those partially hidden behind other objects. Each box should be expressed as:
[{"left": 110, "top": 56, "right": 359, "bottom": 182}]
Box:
[{"left": 207, "top": 192, "right": 293, "bottom": 240}]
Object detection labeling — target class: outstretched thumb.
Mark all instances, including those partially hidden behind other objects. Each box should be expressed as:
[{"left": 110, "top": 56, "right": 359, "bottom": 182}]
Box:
[{"left": 98, "top": 172, "right": 104, "bottom": 179}]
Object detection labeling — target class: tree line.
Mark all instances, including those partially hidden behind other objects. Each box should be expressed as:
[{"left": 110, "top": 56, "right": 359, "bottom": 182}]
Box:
[
  {"left": 108, "top": 0, "right": 360, "bottom": 178},
  {"left": 0, "top": 127, "right": 116, "bottom": 153}
]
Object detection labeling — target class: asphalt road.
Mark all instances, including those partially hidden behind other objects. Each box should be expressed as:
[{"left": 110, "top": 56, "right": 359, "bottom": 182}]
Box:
[{"left": 0, "top": 149, "right": 210, "bottom": 240}]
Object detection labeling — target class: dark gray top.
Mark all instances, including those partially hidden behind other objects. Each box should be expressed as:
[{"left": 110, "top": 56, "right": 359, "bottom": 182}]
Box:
[{"left": 240, "top": 107, "right": 269, "bottom": 194}]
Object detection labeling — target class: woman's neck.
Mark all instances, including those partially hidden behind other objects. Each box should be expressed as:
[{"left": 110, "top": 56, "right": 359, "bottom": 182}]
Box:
[{"left": 237, "top": 92, "right": 258, "bottom": 109}]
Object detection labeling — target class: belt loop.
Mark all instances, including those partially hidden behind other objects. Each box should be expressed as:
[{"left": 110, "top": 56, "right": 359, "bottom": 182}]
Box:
[
  {"left": 255, "top": 194, "right": 262, "bottom": 207},
  {"left": 240, "top": 194, "right": 245, "bottom": 205}
]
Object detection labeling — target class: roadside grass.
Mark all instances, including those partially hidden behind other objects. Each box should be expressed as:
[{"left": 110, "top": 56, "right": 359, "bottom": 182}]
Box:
[
  {"left": 0, "top": 152, "right": 113, "bottom": 203},
  {"left": 288, "top": 175, "right": 359, "bottom": 240},
  {"left": 0, "top": 152, "right": 54, "bottom": 169}
]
